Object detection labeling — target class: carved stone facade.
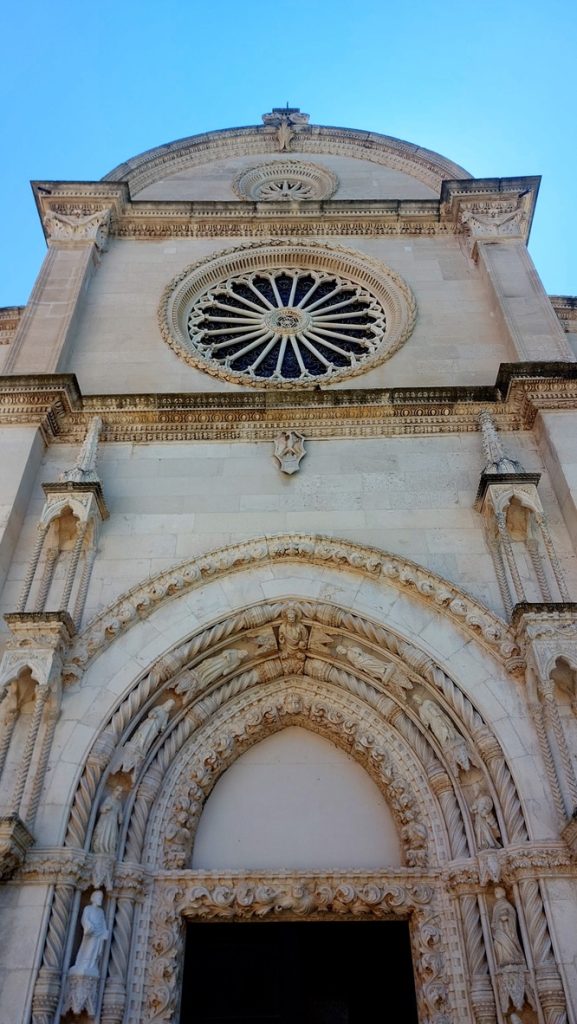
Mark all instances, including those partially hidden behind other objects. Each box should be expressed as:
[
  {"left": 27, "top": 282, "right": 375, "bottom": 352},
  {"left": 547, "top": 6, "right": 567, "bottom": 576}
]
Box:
[{"left": 0, "top": 109, "right": 576, "bottom": 1024}]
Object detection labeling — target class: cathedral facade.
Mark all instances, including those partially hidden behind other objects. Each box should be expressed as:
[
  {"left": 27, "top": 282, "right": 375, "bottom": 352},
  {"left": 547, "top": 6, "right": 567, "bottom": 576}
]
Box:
[{"left": 0, "top": 108, "right": 577, "bottom": 1024}]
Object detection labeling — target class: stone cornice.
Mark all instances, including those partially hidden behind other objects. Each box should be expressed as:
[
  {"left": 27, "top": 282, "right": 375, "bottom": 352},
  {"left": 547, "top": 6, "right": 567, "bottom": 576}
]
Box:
[
  {"left": 101, "top": 121, "right": 471, "bottom": 194},
  {"left": 0, "top": 365, "right": 576, "bottom": 442},
  {"left": 29, "top": 176, "right": 541, "bottom": 241}
]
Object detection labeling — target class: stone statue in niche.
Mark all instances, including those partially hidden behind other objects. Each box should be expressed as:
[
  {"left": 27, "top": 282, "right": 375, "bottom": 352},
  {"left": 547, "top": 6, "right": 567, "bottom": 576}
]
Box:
[
  {"left": 335, "top": 644, "right": 413, "bottom": 698},
  {"left": 92, "top": 786, "right": 124, "bottom": 856},
  {"left": 412, "top": 693, "right": 473, "bottom": 773},
  {"left": 278, "top": 604, "right": 309, "bottom": 674},
  {"left": 173, "top": 648, "right": 249, "bottom": 696},
  {"left": 273, "top": 430, "right": 306, "bottom": 475},
  {"left": 471, "top": 791, "right": 501, "bottom": 850},
  {"left": 119, "top": 698, "right": 175, "bottom": 777},
  {"left": 491, "top": 887, "right": 535, "bottom": 1020},
  {"left": 63, "top": 890, "right": 109, "bottom": 1016}
]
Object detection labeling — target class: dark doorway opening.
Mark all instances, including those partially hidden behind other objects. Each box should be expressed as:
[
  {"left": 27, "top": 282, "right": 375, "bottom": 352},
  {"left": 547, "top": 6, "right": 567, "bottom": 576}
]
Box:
[{"left": 180, "top": 919, "right": 419, "bottom": 1023}]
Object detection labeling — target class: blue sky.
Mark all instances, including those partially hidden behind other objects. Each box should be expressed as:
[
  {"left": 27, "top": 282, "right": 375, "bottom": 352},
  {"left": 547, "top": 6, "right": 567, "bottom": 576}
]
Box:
[{"left": 1, "top": 0, "right": 576, "bottom": 307}]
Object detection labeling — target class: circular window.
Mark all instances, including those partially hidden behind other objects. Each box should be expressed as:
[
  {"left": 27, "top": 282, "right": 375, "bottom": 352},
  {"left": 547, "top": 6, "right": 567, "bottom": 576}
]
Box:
[
  {"left": 232, "top": 161, "right": 338, "bottom": 202},
  {"left": 159, "top": 240, "right": 416, "bottom": 388},
  {"left": 187, "top": 269, "right": 385, "bottom": 381}
]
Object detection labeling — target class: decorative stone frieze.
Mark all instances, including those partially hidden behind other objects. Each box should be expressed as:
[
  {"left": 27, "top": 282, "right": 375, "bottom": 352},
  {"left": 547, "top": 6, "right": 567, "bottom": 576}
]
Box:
[{"left": 441, "top": 177, "right": 539, "bottom": 254}]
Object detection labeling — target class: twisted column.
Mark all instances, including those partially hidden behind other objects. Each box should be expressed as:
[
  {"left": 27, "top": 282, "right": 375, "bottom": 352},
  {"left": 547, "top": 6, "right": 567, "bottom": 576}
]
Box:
[
  {"left": 537, "top": 517, "right": 570, "bottom": 600},
  {"left": 539, "top": 677, "right": 577, "bottom": 814},
  {"left": 17, "top": 524, "right": 49, "bottom": 611},
  {"left": 10, "top": 684, "right": 50, "bottom": 815},
  {"left": 488, "top": 532, "right": 513, "bottom": 617},
  {"left": 528, "top": 699, "right": 566, "bottom": 825},
  {"left": 0, "top": 683, "right": 19, "bottom": 778},
  {"left": 22, "top": 696, "right": 61, "bottom": 828},
  {"left": 528, "top": 537, "right": 553, "bottom": 601},
  {"left": 101, "top": 896, "right": 135, "bottom": 1024},
  {"left": 517, "top": 878, "right": 568, "bottom": 1024},
  {"left": 459, "top": 895, "right": 496, "bottom": 1024},
  {"left": 495, "top": 510, "right": 525, "bottom": 603},
  {"left": 72, "top": 543, "right": 97, "bottom": 626},
  {"left": 32, "top": 883, "right": 76, "bottom": 1024},
  {"left": 34, "top": 546, "right": 58, "bottom": 612},
  {"left": 61, "top": 520, "right": 89, "bottom": 610}
]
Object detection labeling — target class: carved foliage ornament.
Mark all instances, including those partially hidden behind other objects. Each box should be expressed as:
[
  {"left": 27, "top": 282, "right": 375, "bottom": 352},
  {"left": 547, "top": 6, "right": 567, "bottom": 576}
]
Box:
[
  {"left": 232, "top": 160, "right": 338, "bottom": 201},
  {"left": 159, "top": 240, "right": 416, "bottom": 388}
]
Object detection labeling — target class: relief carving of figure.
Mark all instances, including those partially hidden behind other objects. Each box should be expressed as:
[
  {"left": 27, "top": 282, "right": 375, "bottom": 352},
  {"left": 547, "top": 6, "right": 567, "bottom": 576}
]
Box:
[
  {"left": 278, "top": 604, "right": 309, "bottom": 673},
  {"left": 335, "top": 645, "right": 413, "bottom": 698},
  {"left": 64, "top": 891, "right": 109, "bottom": 1015},
  {"left": 491, "top": 887, "right": 534, "bottom": 1018},
  {"left": 413, "top": 693, "right": 473, "bottom": 773},
  {"left": 175, "top": 648, "right": 248, "bottom": 695},
  {"left": 119, "top": 698, "right": 175, "bottom": 776},
  {"left": 92, "top": 786, "right": 124, "bottom": 856},
  {"left": 471, "top": 791, "right": 501, "bottom": 850}
]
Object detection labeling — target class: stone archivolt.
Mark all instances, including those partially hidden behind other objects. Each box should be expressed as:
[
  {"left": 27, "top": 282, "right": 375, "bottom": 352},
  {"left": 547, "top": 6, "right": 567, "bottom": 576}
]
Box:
[
  {"left": 26, "top": 594, "right": 574, "bottom": 1024},
  {"left": 61, "top": 535, "right": 519, "bottom": 685}
]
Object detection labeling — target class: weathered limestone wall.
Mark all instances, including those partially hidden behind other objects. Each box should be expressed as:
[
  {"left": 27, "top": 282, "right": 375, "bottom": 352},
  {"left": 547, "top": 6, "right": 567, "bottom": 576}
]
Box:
[
  {"left": 66, "top": 234, "right": 514, "bottom": 393},
  {"left": 537, "top": 410, "right": 577, "bottom": 551},
  {"left": 135, "top": 151, "right": 439, "bottom": 201},
  {"left": 1, "top": 431, "right": 575, "bottom": 637},
  {"left": 0, "top": 426, "right": 44, "bottom": 597}
]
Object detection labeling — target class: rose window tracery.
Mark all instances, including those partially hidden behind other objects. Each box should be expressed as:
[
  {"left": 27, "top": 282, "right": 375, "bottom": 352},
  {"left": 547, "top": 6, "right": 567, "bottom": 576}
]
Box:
[
  {"left": 159, "top": 240, "right": 417, "bottom": 388},
  {"left": 187, "top": 270, "right": 387, "bottom": 382},
  {"left": 232, "top": 160, "right": 338, "bottom": 201}
]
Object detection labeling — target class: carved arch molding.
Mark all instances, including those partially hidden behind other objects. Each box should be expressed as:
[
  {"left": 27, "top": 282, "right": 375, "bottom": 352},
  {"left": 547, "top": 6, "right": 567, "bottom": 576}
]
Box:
[{"left": 30, "top": 599, "right": 571, "bottom": 1024}]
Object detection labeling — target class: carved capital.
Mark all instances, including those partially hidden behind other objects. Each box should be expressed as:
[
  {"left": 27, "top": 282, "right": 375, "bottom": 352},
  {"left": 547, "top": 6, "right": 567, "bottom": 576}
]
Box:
[
  {"left": 43, "top": 206, "right": 111, "bottom": 249},
  {"left": 440, "top": 177, "right": 538, "bottom": 257},
  {"left": 0, "top": 814, "right": 35, "bottom": 879}
]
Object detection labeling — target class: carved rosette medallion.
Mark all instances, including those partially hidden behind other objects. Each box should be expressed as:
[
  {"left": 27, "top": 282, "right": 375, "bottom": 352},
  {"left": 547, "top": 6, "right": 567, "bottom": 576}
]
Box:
[
  {"left": 232, "top": 160, "right": 338, "bottom": 201},
  {"left": 159, "top": 240, "right": 416, "bottom": 387}
]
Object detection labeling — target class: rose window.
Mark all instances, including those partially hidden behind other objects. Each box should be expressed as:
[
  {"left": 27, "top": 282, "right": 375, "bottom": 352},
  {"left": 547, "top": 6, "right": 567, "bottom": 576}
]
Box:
[
  {"left": 186, "top": 270, "right": 387, "bottom": 382},
  {"left": 232, "top": 161, "right": 338, "bottom": 201}
]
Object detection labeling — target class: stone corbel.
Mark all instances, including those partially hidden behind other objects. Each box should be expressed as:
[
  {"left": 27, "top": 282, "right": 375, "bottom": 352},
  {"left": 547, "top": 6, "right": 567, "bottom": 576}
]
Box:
[{"left": 441, "top": 177, "right": 539, "bottom": 259}]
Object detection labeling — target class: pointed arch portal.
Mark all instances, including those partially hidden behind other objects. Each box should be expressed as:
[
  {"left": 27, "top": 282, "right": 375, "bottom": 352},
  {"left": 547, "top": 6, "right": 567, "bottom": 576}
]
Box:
[{"left": 26, "top": 538, "right": 572, "bottom": 1024}]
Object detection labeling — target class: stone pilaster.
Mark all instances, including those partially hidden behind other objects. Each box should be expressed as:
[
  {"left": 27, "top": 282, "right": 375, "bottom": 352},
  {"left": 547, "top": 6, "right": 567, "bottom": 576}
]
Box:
[{"left": 442, "top": 178, "right": 574, "bottom": 362}]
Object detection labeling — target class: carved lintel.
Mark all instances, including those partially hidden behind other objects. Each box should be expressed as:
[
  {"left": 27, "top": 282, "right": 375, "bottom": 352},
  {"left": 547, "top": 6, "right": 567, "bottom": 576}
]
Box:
[
  {"left": 42, "top": 480, "right": 109, "bottom": 521},
  {"left": 0, "top": 814, "right": 35, "bottom": 879}
]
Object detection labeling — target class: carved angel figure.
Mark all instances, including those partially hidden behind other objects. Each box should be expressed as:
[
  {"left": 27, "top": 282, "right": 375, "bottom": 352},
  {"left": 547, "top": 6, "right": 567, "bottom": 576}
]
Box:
[
  {"left": 119, "top": 698, "right": 175, "bottom": 775},
  {"left": 194, "top": 649, "right": 248, "bottom": 687},
  {"left": 335, "top": 645, "right": 413, "bottom": 697},
  {"left": 413, "top": 694, "right": 472, "bottom": 772},
  {"left": 92, "top": 786, "right": 124, "bottom": 856},
  {"left": 471, "top": 792, "right": 501, "bottom": 850}
]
